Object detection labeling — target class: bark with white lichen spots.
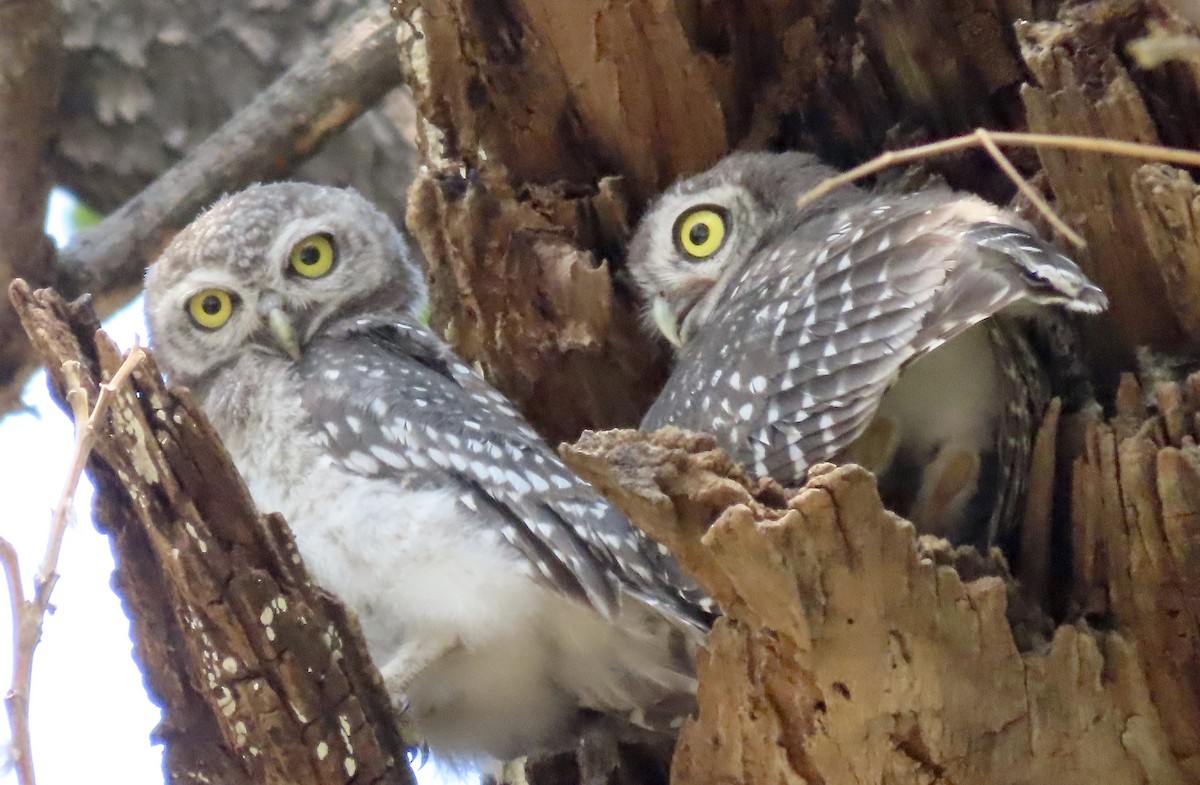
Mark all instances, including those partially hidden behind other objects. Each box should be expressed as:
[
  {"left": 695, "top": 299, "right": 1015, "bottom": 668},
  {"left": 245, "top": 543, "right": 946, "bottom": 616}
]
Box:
[{"left": 11, "top": 281, "right": 417, "bottom": 785}]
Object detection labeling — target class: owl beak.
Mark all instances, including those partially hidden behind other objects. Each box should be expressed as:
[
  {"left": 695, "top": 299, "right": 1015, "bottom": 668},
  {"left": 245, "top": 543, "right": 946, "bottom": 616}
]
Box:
[
  {"left": 651, "top": 295, "right": 684, "bottom": 348},
  {"left": 265, "top": 307, "right": 302, "bottom": 361}
]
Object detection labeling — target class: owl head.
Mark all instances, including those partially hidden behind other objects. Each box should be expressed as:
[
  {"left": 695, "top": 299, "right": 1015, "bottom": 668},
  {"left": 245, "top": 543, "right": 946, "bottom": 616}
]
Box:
[
  {"left": 626, "top": 151, "right": 848, "bottom": 347},
  {"left": 145, "top": 183, "right": 426, "bottom": 386}
]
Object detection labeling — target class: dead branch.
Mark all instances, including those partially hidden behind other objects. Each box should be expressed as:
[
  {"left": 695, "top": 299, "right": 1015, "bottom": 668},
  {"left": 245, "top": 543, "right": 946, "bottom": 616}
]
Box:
[
  {"left": 10, "top": 280, "right": 417, "bottom": 785},
  {"left": 54, "top": 3, "right": 404, "bottom": 311},
  {"left": 0, "top": 0, "right": 63, "bottom": 413}
]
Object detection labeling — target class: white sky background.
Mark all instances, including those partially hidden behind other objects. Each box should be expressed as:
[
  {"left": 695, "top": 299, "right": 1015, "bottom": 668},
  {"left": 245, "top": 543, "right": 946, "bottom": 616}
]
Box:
[{"left": 0, "top": 193, "right": 464, "bottom": 785}]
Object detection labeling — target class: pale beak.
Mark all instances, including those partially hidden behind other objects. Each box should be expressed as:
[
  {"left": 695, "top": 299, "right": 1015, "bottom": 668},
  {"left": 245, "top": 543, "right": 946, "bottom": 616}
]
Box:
[
  {"left": 266, "top": 307, "right": 302, "bottom": 361},
  {"left": 652, "top": 295, "right": 683, "bottom": 348}
]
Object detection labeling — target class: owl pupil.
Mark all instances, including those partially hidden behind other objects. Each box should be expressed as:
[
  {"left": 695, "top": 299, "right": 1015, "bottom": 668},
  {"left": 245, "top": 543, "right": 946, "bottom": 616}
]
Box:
[
  {"left": 689, "top": 224, "right": 710, "bottom": 246},
  {"left": 299, "top": 245, "right": 321, "bottom": 266},
  {"left": 201, "top": 295, "right": 222, "bottom": 315}
]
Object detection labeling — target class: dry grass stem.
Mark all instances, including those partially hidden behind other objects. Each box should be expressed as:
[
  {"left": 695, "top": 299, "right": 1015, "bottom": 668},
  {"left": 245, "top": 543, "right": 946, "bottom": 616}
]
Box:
[
  {"left": 0, "top": 345, "right": 144, "bottom": 785},
  {"left": 973, "top": 129, "right": 1086, "bottom": 247},
  {"left": 795, "top": 130, "right": 1200, "bottom": 246}
]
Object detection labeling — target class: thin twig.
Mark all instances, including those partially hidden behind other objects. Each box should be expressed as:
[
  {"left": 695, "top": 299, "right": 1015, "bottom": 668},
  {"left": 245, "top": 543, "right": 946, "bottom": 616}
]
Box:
[
  {"left": 0, "top": 537, "right": 25, "bottom": 671},
  {"left": 2, "top": 346, "right": 144, "bottom": 785},
  {"left": 794, "top": 129, "right": 1200, "bottom": 244},
  {"left": 973, "top": 129, "right": 1086, "bottom": 248}
]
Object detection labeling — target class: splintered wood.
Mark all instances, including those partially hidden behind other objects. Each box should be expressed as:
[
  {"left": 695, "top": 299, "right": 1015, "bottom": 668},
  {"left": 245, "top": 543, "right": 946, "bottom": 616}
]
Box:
[
  {"left": 398, "top": 0, "right": 727, "bottom": 443},
  {"left": 564, "top": 428, "right": 1193, "bottom": 785},
  {"left": 1073, "top": 371, "right": 1200, "bottom": 779},
  {"left": 11, "top": 282, "right": 415, "bottom": 785}
]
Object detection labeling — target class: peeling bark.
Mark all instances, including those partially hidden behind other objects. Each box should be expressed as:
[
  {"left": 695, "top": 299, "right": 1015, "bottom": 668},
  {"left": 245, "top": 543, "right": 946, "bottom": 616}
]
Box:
[
  {"left": 1132, "top": 163, "right": 1200, "bottom": 343},
  {"left": 11, "top": 282, "right": 415, "bottom": 785}
]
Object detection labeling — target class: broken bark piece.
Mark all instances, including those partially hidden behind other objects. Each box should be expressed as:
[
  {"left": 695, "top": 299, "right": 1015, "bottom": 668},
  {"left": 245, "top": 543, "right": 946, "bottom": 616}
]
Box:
[
  {"left": 562, "top": 427, "right": 769, "bottom": 615},
  {"left": 1020, "top": 396, "right": 1061, "bottom": 607},
  {"left": 11, "top": 281, "right": 415, "bottom": 785},
  {"left": 567, "top": 427, "right": 1193, "bottom": 784}
]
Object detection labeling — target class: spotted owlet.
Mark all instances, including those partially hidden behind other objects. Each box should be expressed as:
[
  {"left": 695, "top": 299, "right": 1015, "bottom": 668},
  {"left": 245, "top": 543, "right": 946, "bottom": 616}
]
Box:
[
  {"left": 627, "top": 151, "right": 1107, "bottom": 549},
  {"left": 144, "top": 183, "right": 711, "bottom": 764}
]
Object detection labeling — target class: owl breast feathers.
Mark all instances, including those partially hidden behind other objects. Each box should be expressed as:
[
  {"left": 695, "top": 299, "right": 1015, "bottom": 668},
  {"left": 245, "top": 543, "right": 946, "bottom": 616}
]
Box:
[
  {"left": 144, "top": 183, "right": 711, "bottom": 763},
  {"left": 628, "top": 151, "right": 1106, "bottom": 549}
]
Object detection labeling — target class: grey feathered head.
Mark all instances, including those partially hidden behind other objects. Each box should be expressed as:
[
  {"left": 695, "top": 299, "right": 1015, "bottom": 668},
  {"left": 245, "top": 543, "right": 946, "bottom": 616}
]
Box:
[{"left": 145, "top": 183, "right": 426, "bottom": 386}]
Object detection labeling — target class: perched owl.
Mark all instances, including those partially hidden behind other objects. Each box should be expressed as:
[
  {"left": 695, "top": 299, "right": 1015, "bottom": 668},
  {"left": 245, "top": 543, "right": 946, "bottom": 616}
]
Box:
[
  {"left": 628, "top": 151, "right": 1107, "bottom": 549},
  {"left": 144, "top": 183, "right": 712, "bottom": 764}
]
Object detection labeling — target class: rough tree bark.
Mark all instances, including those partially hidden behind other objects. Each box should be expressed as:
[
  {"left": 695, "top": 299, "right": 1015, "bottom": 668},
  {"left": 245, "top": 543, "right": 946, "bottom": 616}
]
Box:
[{"left": 563, "top": 429, "right": 1189, "bottom": 784}]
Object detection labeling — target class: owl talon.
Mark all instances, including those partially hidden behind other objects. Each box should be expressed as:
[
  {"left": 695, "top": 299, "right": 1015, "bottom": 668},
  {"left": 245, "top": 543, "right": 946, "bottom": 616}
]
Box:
[
  {"left": 840, "top": 415, "right": 899, "bottom": 474},
  {"left": 910, "top": 444, "right": 982, "bottom": 540}
]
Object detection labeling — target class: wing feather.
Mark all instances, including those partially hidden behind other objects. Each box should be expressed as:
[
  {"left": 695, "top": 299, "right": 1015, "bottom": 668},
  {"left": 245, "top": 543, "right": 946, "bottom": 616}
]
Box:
[{"left": 299, "top": 314, "right": 712, "bottom": 627}]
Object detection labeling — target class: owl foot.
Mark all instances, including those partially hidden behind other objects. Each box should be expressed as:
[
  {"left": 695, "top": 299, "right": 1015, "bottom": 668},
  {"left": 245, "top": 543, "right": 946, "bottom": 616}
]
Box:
[{"left": 910, "top": 444, "right": 981, "bottom": 540}]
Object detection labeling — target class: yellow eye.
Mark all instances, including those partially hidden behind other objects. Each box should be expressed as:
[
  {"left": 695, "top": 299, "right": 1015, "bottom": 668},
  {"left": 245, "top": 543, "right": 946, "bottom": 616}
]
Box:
[
  {"left": 289, "top": 233, "right": 337, "bottom": 278},
  {"left": 675, "top": 207, "right": 727, "bottom": 259},
  {"left": 186, "top": 289, "right": 236, "bottom": 330}
]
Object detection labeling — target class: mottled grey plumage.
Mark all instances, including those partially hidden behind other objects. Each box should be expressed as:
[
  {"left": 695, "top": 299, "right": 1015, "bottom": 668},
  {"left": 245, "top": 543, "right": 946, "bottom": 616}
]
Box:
[
  {"left": 144, "top": 183, "right": 710, "bottom": 763},
  {"left": 629, "top": 152, "right": 1106, "bottom": 547}
]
